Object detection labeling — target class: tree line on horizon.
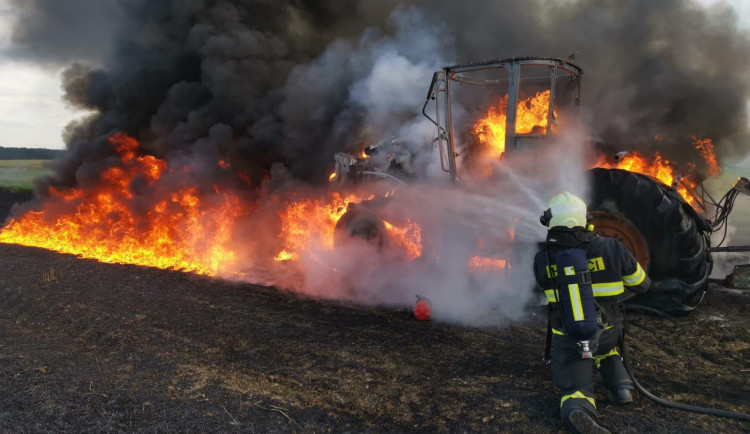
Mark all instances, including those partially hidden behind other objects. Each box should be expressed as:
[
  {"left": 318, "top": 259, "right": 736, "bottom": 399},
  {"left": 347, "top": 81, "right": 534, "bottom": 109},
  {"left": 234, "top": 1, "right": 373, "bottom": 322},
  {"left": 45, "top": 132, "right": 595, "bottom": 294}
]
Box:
[{"left": 0, "top": 147, "right": 64, "bottom": 160}]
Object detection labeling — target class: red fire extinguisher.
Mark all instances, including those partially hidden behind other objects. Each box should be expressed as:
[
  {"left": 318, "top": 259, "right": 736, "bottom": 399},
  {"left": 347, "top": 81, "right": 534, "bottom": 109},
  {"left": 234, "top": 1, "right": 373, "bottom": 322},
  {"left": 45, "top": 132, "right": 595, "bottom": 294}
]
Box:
[{"left": 414, "top": 295, "right": 431, "bottom": 321}]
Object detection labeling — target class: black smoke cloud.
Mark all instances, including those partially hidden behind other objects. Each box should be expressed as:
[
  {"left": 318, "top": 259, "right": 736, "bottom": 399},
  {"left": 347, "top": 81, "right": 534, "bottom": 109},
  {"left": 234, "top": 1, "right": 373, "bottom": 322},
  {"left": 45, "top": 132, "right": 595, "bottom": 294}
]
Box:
[
  {"left": 7, "top": 0, "right": 119, "bottom": 65},
  {"left": 8, "top": 0, "right": 750, "bottom": 191}
]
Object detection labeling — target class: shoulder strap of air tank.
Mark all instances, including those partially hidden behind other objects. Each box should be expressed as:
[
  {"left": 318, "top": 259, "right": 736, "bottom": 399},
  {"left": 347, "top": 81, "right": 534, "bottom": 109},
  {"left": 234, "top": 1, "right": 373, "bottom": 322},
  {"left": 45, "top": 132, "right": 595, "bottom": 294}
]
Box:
[
  {"left": 581, "top": 239, "right": 593, "bottom": 285},
  {"left": 544, "top": 303, "right": 553, "bottom": 365},
  {"left": 543, "top": 244, "right": 555, "bottom": 365},
  {"left": 581, "top": 237, "right": 610, "bottom": 322}
]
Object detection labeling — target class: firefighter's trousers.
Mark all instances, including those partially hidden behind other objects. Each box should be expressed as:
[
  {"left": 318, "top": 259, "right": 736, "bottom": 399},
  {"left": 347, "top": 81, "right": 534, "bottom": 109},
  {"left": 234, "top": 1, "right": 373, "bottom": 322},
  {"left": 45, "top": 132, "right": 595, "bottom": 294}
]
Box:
[{"left": 551, "top": 324, "right": 633, "bottom": 422}]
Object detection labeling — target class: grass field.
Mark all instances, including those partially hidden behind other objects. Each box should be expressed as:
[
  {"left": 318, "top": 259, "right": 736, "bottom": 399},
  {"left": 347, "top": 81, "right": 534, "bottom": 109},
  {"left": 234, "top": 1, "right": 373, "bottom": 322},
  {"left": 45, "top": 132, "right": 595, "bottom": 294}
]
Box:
[{"left": 0, "top": 160, "right": 52, "bottom": 190}]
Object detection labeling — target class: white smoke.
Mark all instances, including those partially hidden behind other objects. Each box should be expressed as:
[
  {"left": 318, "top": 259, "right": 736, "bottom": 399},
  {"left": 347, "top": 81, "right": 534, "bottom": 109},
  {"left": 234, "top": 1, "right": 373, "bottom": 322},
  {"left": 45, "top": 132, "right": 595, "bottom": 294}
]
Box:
[
  {"left": 371, "top": 124, "right": 594, "bottom": 326},
  {"left": 251, "top": 122, "right": 596, "bottom": 327}
]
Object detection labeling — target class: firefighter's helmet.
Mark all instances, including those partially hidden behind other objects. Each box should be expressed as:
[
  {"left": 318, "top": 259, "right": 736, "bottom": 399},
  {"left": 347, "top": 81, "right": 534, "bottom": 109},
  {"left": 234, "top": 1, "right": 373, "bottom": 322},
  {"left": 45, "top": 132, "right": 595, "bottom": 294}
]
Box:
[{"left": 540, "top": 192, "right": 588, "bottom": 229}]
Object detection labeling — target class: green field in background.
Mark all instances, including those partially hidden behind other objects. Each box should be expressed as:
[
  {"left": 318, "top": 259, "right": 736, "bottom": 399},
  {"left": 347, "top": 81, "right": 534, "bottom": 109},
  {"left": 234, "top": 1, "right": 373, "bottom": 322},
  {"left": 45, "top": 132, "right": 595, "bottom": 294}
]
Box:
[{"left": 0, "top": 160, "right": 53, "bottom": 190}]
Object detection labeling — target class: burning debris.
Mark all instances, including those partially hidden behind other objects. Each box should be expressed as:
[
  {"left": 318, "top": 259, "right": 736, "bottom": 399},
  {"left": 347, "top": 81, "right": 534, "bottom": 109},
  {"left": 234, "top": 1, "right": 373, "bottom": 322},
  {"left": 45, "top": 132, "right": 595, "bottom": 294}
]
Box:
[{"left": 593, "top": 136, "right": 721, "bottom": 207}]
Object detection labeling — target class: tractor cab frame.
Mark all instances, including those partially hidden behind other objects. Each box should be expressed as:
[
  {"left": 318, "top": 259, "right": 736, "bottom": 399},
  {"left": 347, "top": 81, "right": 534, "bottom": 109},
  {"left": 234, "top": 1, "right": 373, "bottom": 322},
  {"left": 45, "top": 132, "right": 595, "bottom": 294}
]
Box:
[{"left": 423, "top": 57, "right": 582, "bottom": 182}]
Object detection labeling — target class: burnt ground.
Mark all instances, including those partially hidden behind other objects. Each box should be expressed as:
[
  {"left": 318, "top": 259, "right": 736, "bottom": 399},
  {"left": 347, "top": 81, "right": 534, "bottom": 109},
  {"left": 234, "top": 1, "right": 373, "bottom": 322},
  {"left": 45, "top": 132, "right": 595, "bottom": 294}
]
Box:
[{"left": 0, "top": 190, "right": 748, "bottom": 433}]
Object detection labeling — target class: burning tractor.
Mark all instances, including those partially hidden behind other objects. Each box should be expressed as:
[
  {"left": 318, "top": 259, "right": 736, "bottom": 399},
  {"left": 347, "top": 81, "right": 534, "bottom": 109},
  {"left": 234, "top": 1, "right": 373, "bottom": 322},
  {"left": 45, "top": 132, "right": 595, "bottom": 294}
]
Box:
[{"left": 330, "top": 57, "right": 749, "bottom": 315}]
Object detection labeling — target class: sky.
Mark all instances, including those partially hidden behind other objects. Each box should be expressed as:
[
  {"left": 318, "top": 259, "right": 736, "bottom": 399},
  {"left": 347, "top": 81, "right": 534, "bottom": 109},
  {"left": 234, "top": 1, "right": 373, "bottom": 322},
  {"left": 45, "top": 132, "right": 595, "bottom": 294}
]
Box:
[
  {"left": 0, "top": 1, "right": 77, "bottom": 149},
  {"left": 0, "top": 0, "right": 749, "bottom": 171}
]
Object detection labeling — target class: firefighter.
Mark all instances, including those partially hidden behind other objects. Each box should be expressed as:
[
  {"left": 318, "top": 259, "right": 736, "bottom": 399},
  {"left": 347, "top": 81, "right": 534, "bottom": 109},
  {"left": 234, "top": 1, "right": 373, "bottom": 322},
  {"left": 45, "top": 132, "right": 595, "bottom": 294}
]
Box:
[{"left": 533, "top": 192, "right": 650, "bottom": 434}]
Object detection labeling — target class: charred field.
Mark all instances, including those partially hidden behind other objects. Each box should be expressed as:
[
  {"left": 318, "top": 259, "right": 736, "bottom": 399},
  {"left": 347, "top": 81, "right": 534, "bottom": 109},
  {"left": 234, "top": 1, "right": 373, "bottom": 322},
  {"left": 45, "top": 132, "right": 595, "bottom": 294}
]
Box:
[{"left": 2, "top": 244, "right": 749, "bottom": 434}]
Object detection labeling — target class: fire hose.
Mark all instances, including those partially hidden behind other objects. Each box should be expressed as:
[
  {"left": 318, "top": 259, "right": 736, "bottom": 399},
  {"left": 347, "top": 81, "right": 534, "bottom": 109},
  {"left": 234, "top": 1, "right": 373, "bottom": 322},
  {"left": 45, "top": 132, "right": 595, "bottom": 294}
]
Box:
[
  {"left": 614, "top": 177, "right": 750, "bottom": 421},
  {"left": 617, "top": 331, "right": 750, "bottom": 422}
]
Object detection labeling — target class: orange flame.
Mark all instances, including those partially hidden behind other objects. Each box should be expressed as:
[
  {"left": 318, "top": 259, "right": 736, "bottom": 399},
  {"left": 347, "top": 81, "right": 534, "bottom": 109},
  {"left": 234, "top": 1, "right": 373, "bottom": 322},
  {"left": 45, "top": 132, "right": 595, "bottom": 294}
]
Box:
[
  {"left": 595, "top": 151, "right": 695, "bottom": 205},
  {"left": 0, "top": 133, "right": 424, "bottom": 276},
  {"left": 516, "top": 90, "right": 554, "bottom": 134},
  {"left": 273, "top": 250, "right": 296, "bottom": 262},
  {"left": 0, "top": 133, "right": 244, "bottom": 275},
  {"left": 693, "top": 136, "right": 720, "bottom": 176},
  {"left": 275, "top": 192, "right": 364, "bottom": 260},
  {"left": 472, "top": 90, "right": 553, "bottom": 158},
  {"left": 275, "top": 193, "right": 423, "bottom": 262},
  {"left": 468, "top": 256, "right": 507, "bottom": 271},
  {"left": 384, "top": 219, "right": 422, "bottom": 260},
  {"left": 594, "top": 137, "right": 721, "bottom": 207}
]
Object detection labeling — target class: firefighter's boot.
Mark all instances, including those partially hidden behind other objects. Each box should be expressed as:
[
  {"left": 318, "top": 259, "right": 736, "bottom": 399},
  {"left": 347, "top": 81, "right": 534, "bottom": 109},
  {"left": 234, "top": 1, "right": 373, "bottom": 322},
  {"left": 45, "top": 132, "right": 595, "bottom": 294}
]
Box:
[
  {"left": 597, "top": 350, "right": 634, "bottom": 405},
  {"left": 607, "top": 387, "right": 633, "bottom": 405},
  {"left": 566, "top": 409, "right": 612, "bottom": 434}
]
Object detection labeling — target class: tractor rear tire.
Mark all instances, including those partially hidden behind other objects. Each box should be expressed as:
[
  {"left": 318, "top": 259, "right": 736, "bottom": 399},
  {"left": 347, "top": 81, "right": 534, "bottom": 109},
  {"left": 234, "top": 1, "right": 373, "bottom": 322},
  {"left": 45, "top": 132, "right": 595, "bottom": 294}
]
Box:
[{"left": 587, "top": 168, "right": 712, "bottom": 315}]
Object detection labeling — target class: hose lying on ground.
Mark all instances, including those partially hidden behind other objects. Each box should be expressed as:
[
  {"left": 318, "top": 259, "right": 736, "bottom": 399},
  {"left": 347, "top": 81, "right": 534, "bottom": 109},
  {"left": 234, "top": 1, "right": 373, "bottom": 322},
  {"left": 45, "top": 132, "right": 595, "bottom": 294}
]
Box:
[{"left": 619, "top": 335, "right": 750, "bottom": 422}]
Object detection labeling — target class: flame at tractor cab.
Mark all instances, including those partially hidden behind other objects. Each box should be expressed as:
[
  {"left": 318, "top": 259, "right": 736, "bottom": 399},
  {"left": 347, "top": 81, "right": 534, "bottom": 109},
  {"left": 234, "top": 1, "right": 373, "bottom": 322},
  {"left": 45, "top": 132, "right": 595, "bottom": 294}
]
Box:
[{"left": 472, "top": 90, "right": 553, "bottom": 158}]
